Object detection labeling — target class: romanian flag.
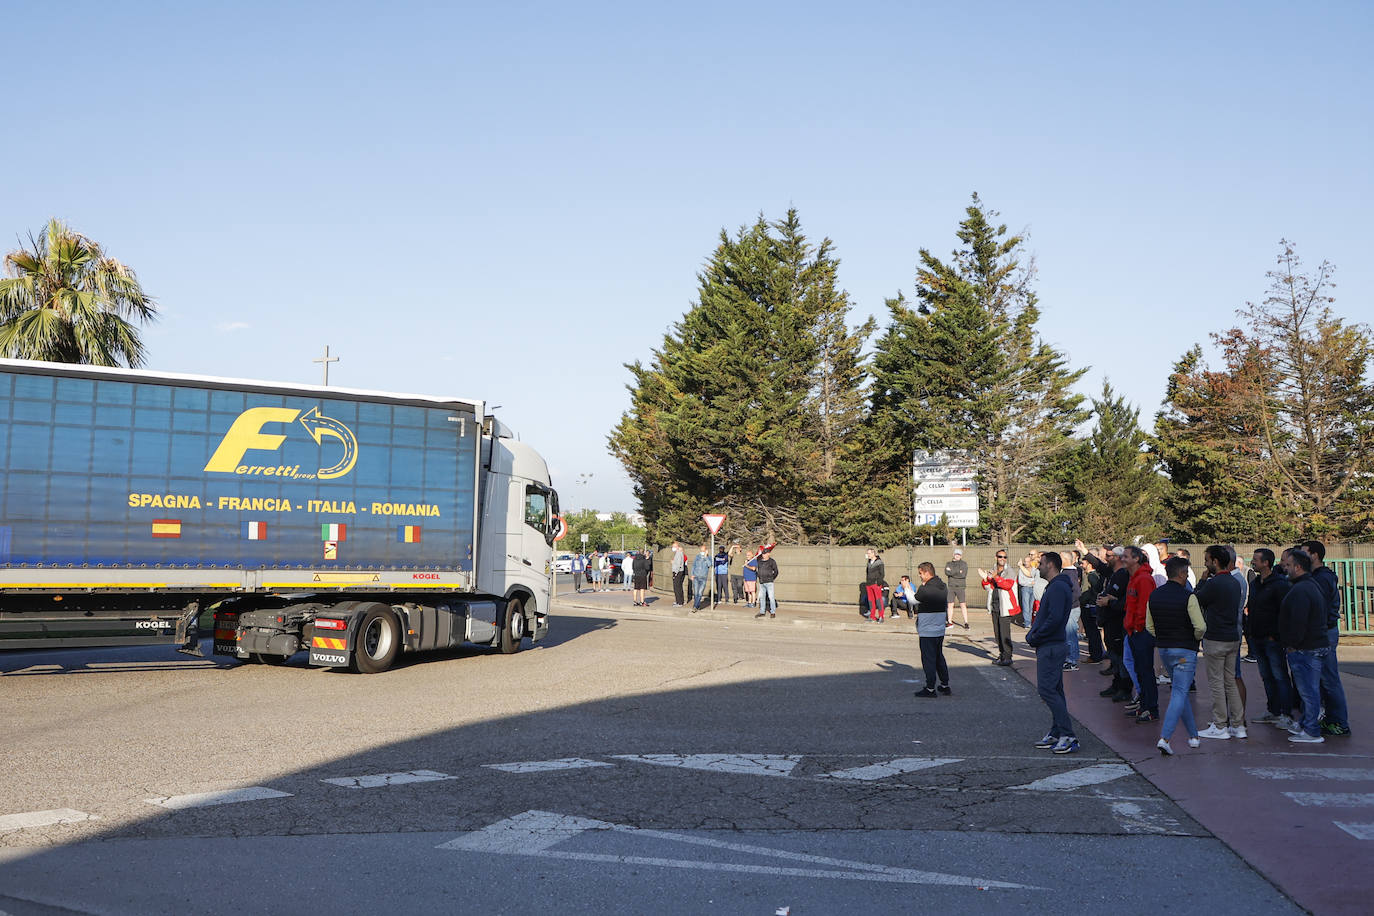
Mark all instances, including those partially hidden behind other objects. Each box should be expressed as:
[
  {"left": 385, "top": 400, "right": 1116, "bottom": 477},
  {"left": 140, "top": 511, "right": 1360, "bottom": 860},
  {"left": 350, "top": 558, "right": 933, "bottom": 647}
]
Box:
[
  {"left": 397, "top": 525, "right": 421, "bottom": 543},
  {"left": 151, "top": 519, "right": 181, "bottom": 539},
  {"left": 242, "top": 521, "right": 267, "bottom": 540},
  {"left": 321, "top": 523, "right": 347, "bottom": 541}
]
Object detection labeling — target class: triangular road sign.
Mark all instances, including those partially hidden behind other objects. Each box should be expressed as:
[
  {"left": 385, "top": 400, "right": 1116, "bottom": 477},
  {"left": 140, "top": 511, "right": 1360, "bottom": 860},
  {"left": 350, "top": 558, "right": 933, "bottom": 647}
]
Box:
[{"left": 702, "top": 514, "right": 726, "bottom": 534}]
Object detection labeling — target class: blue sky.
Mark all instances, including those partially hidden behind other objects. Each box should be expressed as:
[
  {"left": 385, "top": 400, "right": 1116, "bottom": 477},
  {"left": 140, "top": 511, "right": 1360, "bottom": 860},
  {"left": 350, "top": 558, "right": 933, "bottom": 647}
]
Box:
[{"left": 6, "top": 1, "right": 1371, "bottom": 513}]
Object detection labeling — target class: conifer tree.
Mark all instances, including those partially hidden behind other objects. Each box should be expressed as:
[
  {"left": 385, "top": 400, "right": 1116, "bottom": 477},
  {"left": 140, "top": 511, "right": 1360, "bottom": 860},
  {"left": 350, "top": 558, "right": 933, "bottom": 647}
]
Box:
[
  {"left": 610, "top": 210, "right": 871, "bottom": 545},
  {"left": 866, "top": 194, "right": 1086, "bottom": 544}
]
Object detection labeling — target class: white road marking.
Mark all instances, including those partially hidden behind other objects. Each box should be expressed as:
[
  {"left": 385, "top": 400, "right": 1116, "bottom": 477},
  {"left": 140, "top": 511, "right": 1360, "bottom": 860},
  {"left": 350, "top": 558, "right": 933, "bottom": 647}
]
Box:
[
  {"left": 483, "top": 758, "right": 615, "bottom": 774},
  {"left": 322, "top": 769, "right": 455, "bottom": 788},
  {"left": 819, "top": 758, "right": 963, "bottom": 781},
  {"left": 974, "top": 664, "right": 1034, "bottom": 698},
  {"left": 0, "top": 809, "right": 98, "bottom": 833},
  {"left": 1283, "top": 793, "right": 1374, "bottom": 808},
  {"left": 1333, "top": 821, "right": 1374, "bottom": 840},
  {"left": 1244, "top": 767, "right": 1374, "bottom": 781},
  {"left": 1010, "top": 764, "right": 1135, "bottom": 792},
  {"left": 1109, "top": 801, "right": 1186, "bottom": 835},
  {"left": 145, "top": 787, "right": 291, "bottom": 809},
  {"left": 439, "top": 810, "right": 1041, "bottom": 889},
  {"left": 612, "top": 754, "right": 802, "bottom": 778}
]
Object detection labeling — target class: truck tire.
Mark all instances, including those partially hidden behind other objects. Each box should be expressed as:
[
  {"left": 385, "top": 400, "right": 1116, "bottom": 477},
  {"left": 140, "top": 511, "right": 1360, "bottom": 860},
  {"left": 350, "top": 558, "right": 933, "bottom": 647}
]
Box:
[
  {"left": 351, "top": 604, "right": 400, "bottom": 673},
  {"left": 499, "top": 597, "right": 525, "bottom": 654}
]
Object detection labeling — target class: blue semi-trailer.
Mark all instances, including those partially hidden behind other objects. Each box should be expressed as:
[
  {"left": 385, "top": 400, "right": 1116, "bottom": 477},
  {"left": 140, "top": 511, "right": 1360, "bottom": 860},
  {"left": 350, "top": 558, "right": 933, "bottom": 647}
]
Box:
[{"left": 0, "top": 359, "right": 559, "bottom": 672}]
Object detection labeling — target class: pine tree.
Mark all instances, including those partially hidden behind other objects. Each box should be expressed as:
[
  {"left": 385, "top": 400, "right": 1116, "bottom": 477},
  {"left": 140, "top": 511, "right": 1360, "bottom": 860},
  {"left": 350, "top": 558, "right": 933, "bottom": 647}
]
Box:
[
  {"left": 865, "top": 194, "right": 1087, "bottom": 544},
  {"left": 610, "top": 210, "right": 871, "bottom": 546}
]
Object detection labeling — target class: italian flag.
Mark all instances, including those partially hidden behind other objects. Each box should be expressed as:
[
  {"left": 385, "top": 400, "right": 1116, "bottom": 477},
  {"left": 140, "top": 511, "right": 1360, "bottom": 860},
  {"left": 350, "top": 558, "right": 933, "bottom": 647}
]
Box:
[{"left": 321, "top": 523, "right": 347, "bottom": 541}]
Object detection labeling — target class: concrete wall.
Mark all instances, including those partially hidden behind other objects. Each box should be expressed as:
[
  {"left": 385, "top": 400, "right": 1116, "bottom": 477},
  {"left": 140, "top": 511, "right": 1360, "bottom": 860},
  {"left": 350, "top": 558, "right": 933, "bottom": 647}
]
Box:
[{"left": 653, "top": 542, "right": 1374, "bottom": 605}]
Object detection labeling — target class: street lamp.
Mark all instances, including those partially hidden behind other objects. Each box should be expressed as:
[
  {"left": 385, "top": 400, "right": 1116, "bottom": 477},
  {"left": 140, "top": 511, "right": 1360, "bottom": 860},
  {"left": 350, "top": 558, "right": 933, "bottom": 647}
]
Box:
[{"left": 576, "top": 473, "right": 593, "bottom": 514}]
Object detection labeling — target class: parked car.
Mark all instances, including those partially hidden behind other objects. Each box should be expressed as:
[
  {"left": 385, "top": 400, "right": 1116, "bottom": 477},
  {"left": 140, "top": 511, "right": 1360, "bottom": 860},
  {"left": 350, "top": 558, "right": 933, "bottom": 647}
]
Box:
[
  {"left": 605, "top": 552, "right": 626, "bottom": 584},
  {"left": 553, "top": 552, "right": 575, "bottom": 574}
]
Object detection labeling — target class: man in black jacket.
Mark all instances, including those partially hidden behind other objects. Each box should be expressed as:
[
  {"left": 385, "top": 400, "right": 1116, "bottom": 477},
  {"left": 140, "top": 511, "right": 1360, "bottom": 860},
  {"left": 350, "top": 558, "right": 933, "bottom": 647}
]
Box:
[
  {"left": 1197, "top": 546, "right": 1246, "bottom": 740},
  {"left": 1248, "top": 548, "right": 1293, "bottom": 728},
  {"left": 1086, "top": 545, "right": 1132, "bottom": 702},
  {"left": 1304, "top": 540, "right": 1351, "bottom": 737},
  {"left": 912, "top": 563, "right": 951, "bottom": 698},
  {"left": 754, "top": 546, "right": 779, "bottom": 619},
  {"left": 1280, "top": 548, "right": 1329, "bottom": 744}
]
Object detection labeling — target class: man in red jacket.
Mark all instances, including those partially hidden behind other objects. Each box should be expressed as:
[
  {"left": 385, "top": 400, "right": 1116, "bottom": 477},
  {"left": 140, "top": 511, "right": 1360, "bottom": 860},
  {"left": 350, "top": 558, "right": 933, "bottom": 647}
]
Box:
[
  {"left": 980, "top": 549, "right": 1021, "bottom": 666},
  {"left": 1122, "top": 545, "right": 1159, "bottom": 721}
]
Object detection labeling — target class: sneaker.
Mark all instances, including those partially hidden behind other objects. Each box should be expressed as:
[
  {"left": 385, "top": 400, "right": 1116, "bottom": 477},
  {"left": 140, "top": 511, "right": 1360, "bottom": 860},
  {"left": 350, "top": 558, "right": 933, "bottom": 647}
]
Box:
[
  {"left": 946, "top": 620, "right": 956, "bottom": 628},
  {"left": 938, "top": 684, "right": 951, "bottom": 695},
  {"left": 914, "top": 687, "right": 939, "bottom": 698},
  {"left": 1157, "top": 738, "right": 1173, "bottom": 756},
  {"left": 961, "top": 622, "right": 970, "bottom": 629},
  {"left": 1321, "top": 722, "right": 1352, "bottom": 737},
  {"left": 1135, "top": 710, "right": 1157, "bottom": 723},
  {"left": 1124, "top": 702, "right": 1140, "bottom": 715},
  {"left": 1034, "top": 733, "right": 1057, "bottom": 749},
  {"left": 1063, "top": 662, "right": 1079, "bottom": 671},
  {"left": 1110, "top": 690, "right": 1132, "bottom": 702},
  {"left": 1199, "top": 724, "right": 1231, "bottom": 740},
  {"left": 1187, "top": 736, "right": 1201, "bottom": 748},
  {"left": 768, "top": 613, "right": 776, "bottom": 619},
  {"left": 1052, "top": 737, "right": 1080, "bottom": 754},
  {"left": 1229, "top": 725, "right": 1248, "bottom": 739},
  {"left": 1252, "top": 713, "right": 1279, "bottom": 725},
  {"left": 1242, "top": 655, "right": 1258, "bottom": 663},
  {"left": 754, "top": 611, "right": 766, "bottom": 618},
  {"left": 1156, "top": 673, "right": 1171, "bottom": 685},
  {"left": 1273, "top": 715, "right": 1295, "bottom": 731},
  {"left": 1288, "top": 731, "right": 1325, "bottom": 744},
  {"left": 1287, "top": 721, "right": 1305, "bottom": 736}
]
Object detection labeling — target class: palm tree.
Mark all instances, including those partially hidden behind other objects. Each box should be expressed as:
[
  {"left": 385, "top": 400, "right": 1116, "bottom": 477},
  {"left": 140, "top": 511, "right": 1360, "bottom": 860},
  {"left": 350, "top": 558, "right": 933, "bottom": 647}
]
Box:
[{"left": 0, "top": 218, "right": 157, "bottom": 366}]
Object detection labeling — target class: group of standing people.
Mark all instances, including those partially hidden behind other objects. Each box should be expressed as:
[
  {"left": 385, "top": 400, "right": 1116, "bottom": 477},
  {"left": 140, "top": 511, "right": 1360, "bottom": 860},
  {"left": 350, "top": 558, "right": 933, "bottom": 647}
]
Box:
[
  {"left": 670, "top": 541, "right": 779, "bottom": 616},
  {"left": 1027, "top": 537, "right": 1352, "bottom": 756}
]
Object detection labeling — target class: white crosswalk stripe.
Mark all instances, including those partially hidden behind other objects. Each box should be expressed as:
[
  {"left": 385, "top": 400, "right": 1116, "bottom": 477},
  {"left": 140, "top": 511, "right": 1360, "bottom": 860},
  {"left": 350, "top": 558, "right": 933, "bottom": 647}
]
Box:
[
  {"left": 1010, "top": 764, "right": 1135, "bottom": 792},
  {"left": 819, "top": 758, "right": 963, "bottom": 781}
]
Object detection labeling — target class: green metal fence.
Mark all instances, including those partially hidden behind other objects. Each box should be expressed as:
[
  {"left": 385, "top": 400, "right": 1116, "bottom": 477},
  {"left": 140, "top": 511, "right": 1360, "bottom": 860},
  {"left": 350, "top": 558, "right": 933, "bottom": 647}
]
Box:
[{"left": 1329, "top": 559, "right": 1373, "bottom": 636}]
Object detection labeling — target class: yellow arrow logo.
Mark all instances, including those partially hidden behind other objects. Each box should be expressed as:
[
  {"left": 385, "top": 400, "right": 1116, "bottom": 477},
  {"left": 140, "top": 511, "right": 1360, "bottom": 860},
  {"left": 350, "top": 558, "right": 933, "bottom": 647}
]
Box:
[{"left": 299, "top": 406, "right": 359, "bottom": 480}]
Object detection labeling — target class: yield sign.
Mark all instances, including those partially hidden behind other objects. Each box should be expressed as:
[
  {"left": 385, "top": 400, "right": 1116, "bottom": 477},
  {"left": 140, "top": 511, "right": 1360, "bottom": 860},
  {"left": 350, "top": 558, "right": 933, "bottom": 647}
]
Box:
[{"left": 702, "top": 514, "right": 726, "bottom": 534}]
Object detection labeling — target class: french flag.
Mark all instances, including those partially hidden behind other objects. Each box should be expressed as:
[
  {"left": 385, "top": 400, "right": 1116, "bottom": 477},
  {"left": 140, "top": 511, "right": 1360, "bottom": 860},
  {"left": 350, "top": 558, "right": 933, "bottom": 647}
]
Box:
[{"left": 242, "top": 521, "right": 267, "bottom": 540}]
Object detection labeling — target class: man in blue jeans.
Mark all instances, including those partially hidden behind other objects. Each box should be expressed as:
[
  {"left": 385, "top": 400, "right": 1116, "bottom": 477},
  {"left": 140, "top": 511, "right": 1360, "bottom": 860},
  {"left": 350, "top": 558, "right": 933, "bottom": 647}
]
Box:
[
  {"left": 1028, "top": 551, "right": 1079, "bottom": 754},
  {"left": 1248, "top": 548, "right": 1294, "bottom": 729},
  {"left": 1147, "top": 556, "right": 1206, "bottom": 754},
  {"left": 1280, "top": 548, "right": 1329, "bottom": 744},
  {"left": 1305, "top": 540, "right": 1352, "bottom": 737}
]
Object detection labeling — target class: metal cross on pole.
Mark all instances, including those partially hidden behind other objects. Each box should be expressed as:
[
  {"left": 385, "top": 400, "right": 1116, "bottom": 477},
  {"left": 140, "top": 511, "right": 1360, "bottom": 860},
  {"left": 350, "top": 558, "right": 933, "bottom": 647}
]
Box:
[{"left": 314, "top": 345, "right": 339, "bottom": 386}]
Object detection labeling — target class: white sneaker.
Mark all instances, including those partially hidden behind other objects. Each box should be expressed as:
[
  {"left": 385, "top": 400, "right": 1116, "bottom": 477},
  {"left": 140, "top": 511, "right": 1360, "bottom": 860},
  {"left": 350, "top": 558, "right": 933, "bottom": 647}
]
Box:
[
  {"left": 1199, "top": 723, "right": 1231, "bottom": 740},
  {"left": 1157, "top": 738, "right": 1173, "bottom": 756},
  {"left": 1253, "top": 713, "right": 1279, "bottom": 725},
  {"left": 1288, "top": 731, "right": 1325, "bottom": 744},
  {"left": 1229, "top": 725, "right": 1248, "bottom": 739},
  {"left": 1156, "top": 673, "right": 1171, "bottom": 685},
  {"left": 1187, "top": 737, "right": 1201, "bottom": 748},
  {"left": 1274, "top": 715, "right": 1295, "bottom": 731}
]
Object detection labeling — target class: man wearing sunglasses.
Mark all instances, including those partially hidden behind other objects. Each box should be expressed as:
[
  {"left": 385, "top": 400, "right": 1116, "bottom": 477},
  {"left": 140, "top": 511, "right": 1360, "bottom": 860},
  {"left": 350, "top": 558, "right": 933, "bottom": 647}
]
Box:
[{"left": 979, "top": 550, "right": 1021, "bottom": 665}]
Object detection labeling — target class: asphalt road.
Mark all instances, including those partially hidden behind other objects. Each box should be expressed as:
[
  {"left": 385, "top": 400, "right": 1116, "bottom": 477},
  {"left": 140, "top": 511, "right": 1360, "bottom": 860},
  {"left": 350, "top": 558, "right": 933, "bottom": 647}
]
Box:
[{"left": 0, "top": 601, "right": 1301, "bottom": 915}]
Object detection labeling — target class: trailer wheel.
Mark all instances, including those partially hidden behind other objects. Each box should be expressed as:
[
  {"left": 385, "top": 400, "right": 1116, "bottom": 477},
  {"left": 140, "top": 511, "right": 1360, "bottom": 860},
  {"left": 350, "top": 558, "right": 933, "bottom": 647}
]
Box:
[
  {"left": 499, "top": 597, "right": 525, "bottom": 654},
  {"left": 351, "top": 604, "right": 400, "bottom": 673}
]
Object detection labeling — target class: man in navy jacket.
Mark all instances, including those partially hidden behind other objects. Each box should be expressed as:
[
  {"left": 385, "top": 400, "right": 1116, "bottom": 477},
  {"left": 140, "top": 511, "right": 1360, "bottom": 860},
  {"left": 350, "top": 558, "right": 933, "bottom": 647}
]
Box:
[{"left": 1027, "top": 551, "right": 1079, "bottom": 754}]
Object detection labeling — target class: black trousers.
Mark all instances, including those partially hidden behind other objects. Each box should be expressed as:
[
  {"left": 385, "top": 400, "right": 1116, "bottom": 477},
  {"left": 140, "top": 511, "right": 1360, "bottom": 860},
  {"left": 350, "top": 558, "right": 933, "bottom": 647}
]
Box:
[
  {"left": 672, "top": 570, "right": 686, "bottom": 605},
  {"left": 919, "top": 635, "right": 949, "bottom": 689},
  {"left": 991, "top": 613, "right": 1013, "bottom": 662},
  {"left": 1080, "top": 604, "right": 1105, "bottom": 661}
]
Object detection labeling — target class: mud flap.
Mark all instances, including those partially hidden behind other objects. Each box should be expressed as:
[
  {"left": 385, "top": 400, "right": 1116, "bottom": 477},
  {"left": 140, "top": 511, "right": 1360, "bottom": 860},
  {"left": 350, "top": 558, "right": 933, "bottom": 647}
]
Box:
[
  {"left": 175, "top": 601, "right": 203, "bottom": 657},
  {"left": 532, "top": 613, "right": 550, "bottom": 643},
  {"left": 309, "top": 633, "right": 351, "bottom": 668}
]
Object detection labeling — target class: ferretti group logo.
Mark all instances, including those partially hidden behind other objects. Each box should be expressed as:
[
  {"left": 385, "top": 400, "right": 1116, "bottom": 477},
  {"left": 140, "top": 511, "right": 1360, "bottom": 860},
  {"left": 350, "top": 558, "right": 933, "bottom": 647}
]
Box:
[{"left": 203, "top": 406, "right": 359, "bottom": 480}]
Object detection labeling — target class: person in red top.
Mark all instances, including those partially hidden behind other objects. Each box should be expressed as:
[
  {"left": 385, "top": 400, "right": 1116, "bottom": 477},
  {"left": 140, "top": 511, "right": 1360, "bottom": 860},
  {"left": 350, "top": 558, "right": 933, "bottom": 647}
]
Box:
[
  {"left": 979, "top": 549, "right": 1022, "bottom": 666},
  {"left": 1122, "top": 545, "right": 1160, "bottom": 721}
]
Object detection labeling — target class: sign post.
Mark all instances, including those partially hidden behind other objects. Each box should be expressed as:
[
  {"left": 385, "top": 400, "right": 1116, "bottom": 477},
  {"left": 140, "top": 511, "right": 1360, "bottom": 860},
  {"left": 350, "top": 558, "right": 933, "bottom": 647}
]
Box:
[
  {"left": 912, "top": 451, "right": 978, "bottom": 541},
  {"left": 702, "top": 514, "right": 726, "bottom": 606}
]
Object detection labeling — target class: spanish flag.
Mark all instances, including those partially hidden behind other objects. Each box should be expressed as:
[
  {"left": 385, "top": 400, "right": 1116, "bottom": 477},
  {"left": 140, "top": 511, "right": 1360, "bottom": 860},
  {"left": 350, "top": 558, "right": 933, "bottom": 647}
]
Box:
[
  {"left": 397, "top": 525, "right": 421, "bottom": 543},
  {"left": 151, "top": 519, "right": 181, "bottom": 539},
  {"left": 321, "top": 523, "right": 347, "bottom": 541}
]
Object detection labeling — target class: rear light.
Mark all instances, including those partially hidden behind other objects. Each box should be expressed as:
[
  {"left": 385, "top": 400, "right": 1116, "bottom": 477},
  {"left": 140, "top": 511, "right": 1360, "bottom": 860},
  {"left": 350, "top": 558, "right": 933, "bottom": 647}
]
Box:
[{"left": 315, "top": 618, "right": 347, "bottom": 630}]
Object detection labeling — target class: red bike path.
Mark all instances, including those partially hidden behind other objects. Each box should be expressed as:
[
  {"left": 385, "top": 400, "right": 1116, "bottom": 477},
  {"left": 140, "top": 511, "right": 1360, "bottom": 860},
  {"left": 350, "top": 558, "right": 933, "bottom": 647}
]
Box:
[{"left": 1013, "top": 650, "right": 1374, "bottom": 916}]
